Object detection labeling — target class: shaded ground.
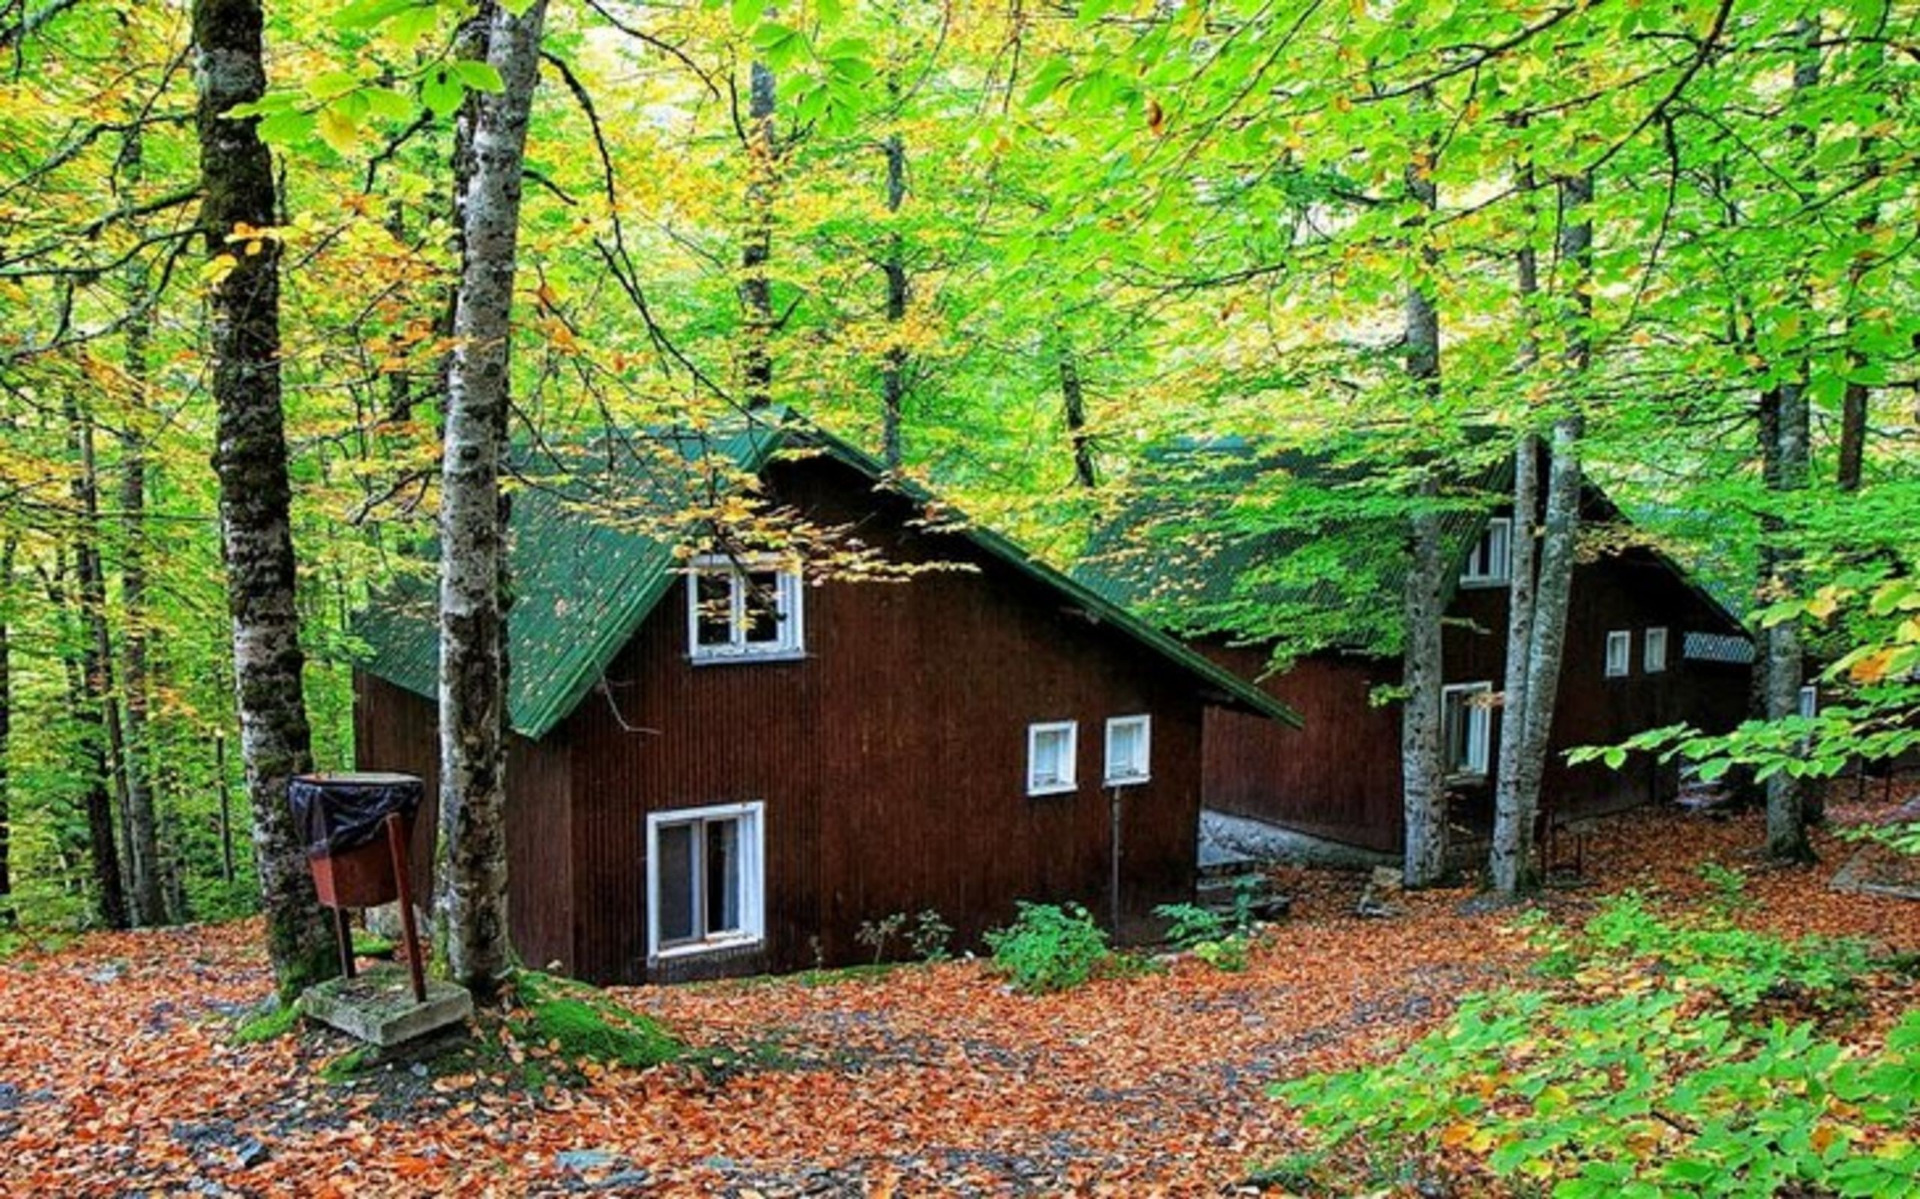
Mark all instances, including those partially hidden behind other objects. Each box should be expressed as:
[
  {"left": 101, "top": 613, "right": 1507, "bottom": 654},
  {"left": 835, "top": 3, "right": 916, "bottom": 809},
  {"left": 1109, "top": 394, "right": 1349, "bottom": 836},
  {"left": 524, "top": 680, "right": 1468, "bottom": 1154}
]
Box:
[{"left": 1, "top": 799, "right": 1915, "bottom": 1197}]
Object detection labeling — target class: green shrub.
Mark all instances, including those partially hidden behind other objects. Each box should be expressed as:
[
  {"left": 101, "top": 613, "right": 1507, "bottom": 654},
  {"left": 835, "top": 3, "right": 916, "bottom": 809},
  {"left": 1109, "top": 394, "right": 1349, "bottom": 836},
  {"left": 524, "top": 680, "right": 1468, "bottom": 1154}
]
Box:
[
  {"left": 1273, "top": 903, "right": 1917, "bottom": 1197},
  {"left": 983, "top": 901, "right": 1111, "bottom": 994}
]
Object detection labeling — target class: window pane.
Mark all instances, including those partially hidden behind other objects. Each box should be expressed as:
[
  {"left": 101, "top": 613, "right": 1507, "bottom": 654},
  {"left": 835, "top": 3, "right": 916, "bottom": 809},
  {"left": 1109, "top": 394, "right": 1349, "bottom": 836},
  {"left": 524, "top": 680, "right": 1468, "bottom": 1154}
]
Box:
[
  {"left": 705, "top": 818, "right": 743, "bottom": 934},
  {"left": 1109, "top": 721, "right": 1144, "bottom": 777},
  {"left": 694, "top": 573, "right": 734, "bottom": 648},
  {"left": 1443, "top": 695, "right": 1466, "bottom": 771},
  {"left": 1033, "top": 729, "right": 1066, "bottom": 786},
  {"left": 656, "top": 822, "right": 697, "bottom": 944},
  {"left": 741, "top": 570, "right": 783, "bottom": 644}
]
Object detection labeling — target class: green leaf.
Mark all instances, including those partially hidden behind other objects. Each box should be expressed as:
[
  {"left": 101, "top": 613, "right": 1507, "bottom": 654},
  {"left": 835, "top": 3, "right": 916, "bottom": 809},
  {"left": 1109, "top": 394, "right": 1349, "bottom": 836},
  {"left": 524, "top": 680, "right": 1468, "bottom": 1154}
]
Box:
[{"left": 452, "top": 60, "right": 505, "bottom": 93}]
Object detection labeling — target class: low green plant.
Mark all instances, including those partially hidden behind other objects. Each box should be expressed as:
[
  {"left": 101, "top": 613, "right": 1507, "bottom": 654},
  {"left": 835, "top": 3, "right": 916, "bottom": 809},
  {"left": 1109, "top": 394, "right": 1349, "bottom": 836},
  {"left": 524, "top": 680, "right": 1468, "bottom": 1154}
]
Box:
[
  {"left": 232, "top": 999, "right": 302, "bottom": 1045},
  {"left": 1272, "top": 902, "right": 1915, "bottom": 1197},
  {"left": 1155, "top": 901, "right": 1253, "bottom": 972},
  {"left": 906, "top": 909, "right": 953, "bottom": 962},
  {"left": 1840, "top": 819, "right": 1920, "bottom": 856},
  {"left": 983, "top": 901, "right": 1111, "bottom": 994},
  {"left": 512, "top": 971, "right": 683, "bottom": 1071},
  {"left": 855, "top": 912, "right": 907, "bottom": 964},
  {"left": 1696, "top": 860, "right": 1750, "bottom": 913}
]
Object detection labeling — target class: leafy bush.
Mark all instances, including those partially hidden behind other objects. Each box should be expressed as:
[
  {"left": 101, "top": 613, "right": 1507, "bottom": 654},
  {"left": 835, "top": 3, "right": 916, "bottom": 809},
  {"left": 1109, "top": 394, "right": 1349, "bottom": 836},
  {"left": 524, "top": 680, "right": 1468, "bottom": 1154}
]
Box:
[
  {"left": 855, "top": 908, "right": 954, "bottom": 963},
  {"left": 1271, "top": 902, "right": 1917, "bottom": 1197},
  {"left": 983, "top": 901, "right": 1111, "bottom": 994}
]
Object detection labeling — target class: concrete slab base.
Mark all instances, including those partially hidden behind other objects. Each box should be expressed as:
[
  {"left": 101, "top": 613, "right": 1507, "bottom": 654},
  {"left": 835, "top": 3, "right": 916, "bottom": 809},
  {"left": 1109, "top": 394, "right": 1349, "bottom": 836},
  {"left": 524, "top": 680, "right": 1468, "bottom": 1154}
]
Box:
[{"left": 302, "top": 964, "right": 473, "bottom": 1048}]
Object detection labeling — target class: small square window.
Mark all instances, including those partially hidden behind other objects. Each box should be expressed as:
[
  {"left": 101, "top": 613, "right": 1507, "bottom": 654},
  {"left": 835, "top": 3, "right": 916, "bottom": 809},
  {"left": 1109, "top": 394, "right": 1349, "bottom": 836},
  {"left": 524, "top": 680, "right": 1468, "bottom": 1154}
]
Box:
[
  {"left": 1605, "top": 630, "right": 1632, "bottom": 678},
  {"left": 1644, "top": 627, "right": 1669, "bottom": 673},
  {"left": 1027, "top": 721, "right": 1078, "bottom": 796},
  {"left": 1104, "top": 715, "right": 1151, "bottom": 785},
  {"left": 648, "top": 802, "right": 764, "bottom": 959},
  {"left": 1441, "top": 682, "right": 1493, "bottom": 777},
  {"left": 687, "top": 555, "right": 804, "bottom": 662},
  {"left": 1460, "top": 517, "right": 1512, "bottom": 587}
]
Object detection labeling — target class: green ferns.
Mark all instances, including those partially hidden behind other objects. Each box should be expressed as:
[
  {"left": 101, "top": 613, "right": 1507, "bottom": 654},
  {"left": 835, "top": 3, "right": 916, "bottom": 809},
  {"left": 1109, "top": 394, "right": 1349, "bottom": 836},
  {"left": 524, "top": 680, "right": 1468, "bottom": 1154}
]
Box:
[{"left": 1273, "top": 898, "right": 1919, "bottom": 1197}]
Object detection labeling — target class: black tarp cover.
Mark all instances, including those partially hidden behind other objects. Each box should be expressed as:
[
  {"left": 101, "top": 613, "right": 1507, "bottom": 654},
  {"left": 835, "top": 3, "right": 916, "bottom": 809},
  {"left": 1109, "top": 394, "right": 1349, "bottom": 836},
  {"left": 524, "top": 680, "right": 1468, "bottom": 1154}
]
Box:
[{"left": 289, "top": 772, "right": 423, "bottom": 857}]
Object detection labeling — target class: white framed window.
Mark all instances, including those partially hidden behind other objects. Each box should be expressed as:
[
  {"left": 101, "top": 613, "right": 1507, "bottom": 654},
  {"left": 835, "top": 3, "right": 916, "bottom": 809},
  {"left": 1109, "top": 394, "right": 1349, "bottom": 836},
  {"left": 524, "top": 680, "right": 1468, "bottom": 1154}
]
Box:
[
  {"left": 1104, "top": 715, "right": 1152, "bottom": 786},
  {"left": 1797, "top": 684, "right": 1819, "bottom": 720},
  {"left": 1605, "top": 630, "right": 1632, "bottom": 678},
  {"left": 1027, "top": 721, "right": 1078, "bottom": 796},
  {"left": 686, "top": 554, "right": 804, "bottom": 663},
  {"left": 1441, "top": 682, "right": 1493, "bottom": 777},
  {"left": 1644, "top": 627, "right": 1669, "bottom": 674},
  {"left": 1459, "top": 517, "right": 1512, "bottom": 587},
  {"left": 647, "top": 801, "right": 765, "bottom": 960}
]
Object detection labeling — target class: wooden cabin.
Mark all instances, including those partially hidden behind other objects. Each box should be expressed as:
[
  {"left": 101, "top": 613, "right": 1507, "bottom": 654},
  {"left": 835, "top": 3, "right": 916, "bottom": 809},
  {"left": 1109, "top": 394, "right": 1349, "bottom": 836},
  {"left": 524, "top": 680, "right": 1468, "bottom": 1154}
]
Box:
[
  {"left": 352, "top": 416, "right": 1298, "bottom": 984},
  {"left": 1077, "top": 441, "right": 1754, "bottom": 856}
]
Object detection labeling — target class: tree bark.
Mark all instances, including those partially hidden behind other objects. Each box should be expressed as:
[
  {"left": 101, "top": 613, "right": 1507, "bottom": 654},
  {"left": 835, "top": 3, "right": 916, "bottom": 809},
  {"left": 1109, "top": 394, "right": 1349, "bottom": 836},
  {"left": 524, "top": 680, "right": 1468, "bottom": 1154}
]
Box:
[
  {"left": 740, "top": 59, "right": 777, "bottom": 411},
  {"left": 119, "top": 131, "right": 164, "bottom": 924},
  {"left": 434, "top": 0, "right": 547, "bottom": 997},
  {"left": 64, "top": 391, "right": 132, "bottom": 930},
  {"left": 1058, "top": 331, "right": 1098, "bottom": 490},
  {"left": 1399, "top": 137, "right": 1447, "bottom": 888},
  {"left": 0, "top": 539, "right": 14, "bottom": 924},
  {"left": 194, "top": 0, "right": 337, "bottom": 998},
  {"left": 880, "top": 77, "right": 908, "bottom": 468}
]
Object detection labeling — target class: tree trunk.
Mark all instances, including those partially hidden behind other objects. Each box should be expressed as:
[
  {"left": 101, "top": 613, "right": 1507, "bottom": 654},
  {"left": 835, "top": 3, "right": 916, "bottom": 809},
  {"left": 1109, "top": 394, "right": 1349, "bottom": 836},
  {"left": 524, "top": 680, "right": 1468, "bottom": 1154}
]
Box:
[
  {"left": 0, "top": 539, "right": 14, "bottom": 924},
  {"left": 880, "top": 79, "right": 908, "bottom": 469},
  {"left": 740, "top": 59, "right": 777, "bottom": 411},
  {"left": 1058, "top": 331, "right": 1098, "bottom": 490},
  {"left": 1399, "top": 137, "right": 1447, "bottom": 888},
  {"left": 194, "top": 0, "right": 337, "bottom": 998},
  {"left": 119, "top": 139, "right": 164, "bottom": 924},
  {"left": 65, "top": 392, "right": 133, "bottom": 930},
  {"left": 434, "top": 0, "right": 547, "bottom": 997}
]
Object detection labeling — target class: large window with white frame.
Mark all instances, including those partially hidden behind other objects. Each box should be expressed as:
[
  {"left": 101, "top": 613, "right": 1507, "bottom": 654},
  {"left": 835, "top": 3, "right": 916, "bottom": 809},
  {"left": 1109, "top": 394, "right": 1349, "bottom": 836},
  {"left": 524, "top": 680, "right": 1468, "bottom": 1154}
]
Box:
[
  {"left": 1027, "top": 721, "right": 1078, "bottom": 796},
  {"left": 647, "top": 801, "right": 764, "bottom": 959},
  {"left": 1104, "top": 715, "right": 1151, "bottom": 785},
  {"left": 1459, "top": 517, "right": 1513, "bottom": 587},
  {"left": 1605, "top": 630, "right": 1632, "bottom": 678},
  {"left": 1441, "top": 682, "right": 1493, "bottom": 777},
  {"left": 687, "top": 554, "right": 804, "bottom": 662},
  {"left": 1644, "top": 626, "right": 1669, "bottom": 673}
]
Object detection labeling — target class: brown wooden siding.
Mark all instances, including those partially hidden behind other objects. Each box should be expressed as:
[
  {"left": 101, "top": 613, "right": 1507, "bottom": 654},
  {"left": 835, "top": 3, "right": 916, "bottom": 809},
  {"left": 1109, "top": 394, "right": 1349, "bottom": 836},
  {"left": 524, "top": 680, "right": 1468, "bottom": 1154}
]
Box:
[
  {"left": 560, "top": 457, "right": 1206, "bottom": 984},
  {"left": 354, "top": 455, "right": 1229, "bottom": 985},
  {"left": 352, "top": 673, "right": 573, "bottom": 973},
  {"left": 1202, "top": 544, "right": 1750, "bottom": 853}
]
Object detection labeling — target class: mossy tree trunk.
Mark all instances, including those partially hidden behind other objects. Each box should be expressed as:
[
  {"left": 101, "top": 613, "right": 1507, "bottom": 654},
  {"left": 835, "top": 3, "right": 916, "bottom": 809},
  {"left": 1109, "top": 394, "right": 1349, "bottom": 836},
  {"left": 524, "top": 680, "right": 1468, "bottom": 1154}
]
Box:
[{"left": 193, "top": 0, "right": 336, "bottom": 999}]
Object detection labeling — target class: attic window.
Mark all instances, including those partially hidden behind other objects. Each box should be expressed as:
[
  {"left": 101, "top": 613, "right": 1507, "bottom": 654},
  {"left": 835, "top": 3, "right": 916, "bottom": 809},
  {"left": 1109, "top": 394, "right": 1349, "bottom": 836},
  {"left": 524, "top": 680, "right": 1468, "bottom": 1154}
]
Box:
[
  {"left": 1644, "top": 627, "right": 1669, "bottom": 673},
  {"left": 1460, "top": 518, "right": 1512, "bottom": 587},
  {"left": 687, "top": 555, "right": 804, "bottom": 663}
]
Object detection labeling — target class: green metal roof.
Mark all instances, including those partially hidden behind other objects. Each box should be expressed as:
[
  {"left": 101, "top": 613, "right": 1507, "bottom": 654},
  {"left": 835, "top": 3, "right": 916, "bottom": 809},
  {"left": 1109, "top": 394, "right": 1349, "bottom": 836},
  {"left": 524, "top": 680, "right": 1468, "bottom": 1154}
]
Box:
[{"left": 354, "top": 413, "right": 1300, "bottom": 739}]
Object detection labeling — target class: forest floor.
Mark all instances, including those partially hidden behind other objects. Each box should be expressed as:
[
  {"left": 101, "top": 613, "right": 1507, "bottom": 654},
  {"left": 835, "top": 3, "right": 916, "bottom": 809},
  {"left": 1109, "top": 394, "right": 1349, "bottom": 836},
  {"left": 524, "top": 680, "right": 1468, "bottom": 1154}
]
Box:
[{"left": 1, "top": 791, "right": 1916, "bottom": 1198}]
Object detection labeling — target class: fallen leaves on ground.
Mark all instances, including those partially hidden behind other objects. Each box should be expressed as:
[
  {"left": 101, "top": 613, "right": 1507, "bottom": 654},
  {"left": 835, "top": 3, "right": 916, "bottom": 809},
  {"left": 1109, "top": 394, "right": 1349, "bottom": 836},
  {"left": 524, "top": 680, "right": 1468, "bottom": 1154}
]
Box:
[{"left": 1, "top": 793, "right": 1915, "bottom": 1197}]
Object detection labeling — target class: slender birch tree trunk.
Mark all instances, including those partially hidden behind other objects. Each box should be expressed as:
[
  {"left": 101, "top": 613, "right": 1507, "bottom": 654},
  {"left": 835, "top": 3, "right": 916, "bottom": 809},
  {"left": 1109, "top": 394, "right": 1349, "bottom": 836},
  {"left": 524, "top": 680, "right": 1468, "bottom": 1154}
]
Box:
[
  {"left": 740, "top": 59, "right": 778, "bottom": 411},
  {"left": 0, "top": 539, "right": 14, "bottom": 924},
  {"left": 1399, "top": 132, "right": 1447, "bottom": 888},
  {"left": 1504, "top": 174, "right": 1594, "bottom": 885},
  {"left": 194, "top": 0, "right": 336, "bottom": 997},
  {"left": 1490, "top": 167, "right": 1542, "bottom": 895},
  {"left": 65, "top": 393, "right": 132, "bottom": 929},
  {"left": 119, "top": 131, "right": 163, "bottom": 924},
  {"left": 880, "top": 79, "right": 909, "bottom": 469},
  {"left": 435, "top": 0, "right": 547, "bottom": 997}
]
